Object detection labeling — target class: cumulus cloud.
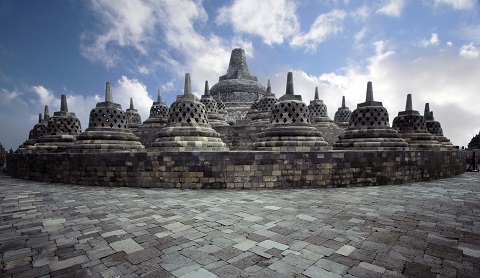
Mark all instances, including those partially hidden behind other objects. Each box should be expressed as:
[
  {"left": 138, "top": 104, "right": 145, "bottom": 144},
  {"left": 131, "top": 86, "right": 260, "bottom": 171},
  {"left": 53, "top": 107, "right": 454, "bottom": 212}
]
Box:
[
  {"left": 216, "top": 0, "right": 299, "bottom": 45},
  {"left": 110, "top": 76, "right": 153, "bottom": 122},
  {"left": 376, "top": 0, "right": 406, "bottom": 17},
  {"left": 459, "top": 42, "right": 479, "bottom": 58},
  {"left": 81, "top": 0, "right": 253, "bottom": 95},
  {"left": 434, "top": 0, "right": 477, "bottom": 10},
  {"left": 420, "top": 33, "right": 440, "bottom": 47},
  {"left": 290, "top": 9, "right": 347, "bottom": 51},
  {"left": 269, "top": 41, "right": 480, "bottom": 147}
]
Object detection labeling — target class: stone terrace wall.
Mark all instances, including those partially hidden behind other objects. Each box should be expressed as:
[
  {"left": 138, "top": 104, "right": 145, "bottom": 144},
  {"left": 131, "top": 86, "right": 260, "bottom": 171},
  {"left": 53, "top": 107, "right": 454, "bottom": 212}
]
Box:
[{"left": 6, "top": 150, "right": 466, "bottom": 189}]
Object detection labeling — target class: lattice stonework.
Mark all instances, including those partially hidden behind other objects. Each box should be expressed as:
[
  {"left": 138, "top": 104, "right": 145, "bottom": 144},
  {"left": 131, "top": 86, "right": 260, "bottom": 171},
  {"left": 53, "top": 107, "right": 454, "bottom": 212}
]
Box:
[
  {"left": 334, "top": 109, "right": 351, "bottom": 122},
  {"left": 258, "top": 97, "right": 277, "bottom": 112},
  {"left": 217, "top": 101, "right": 226, "bottom": 111},
  {"left": 309, "top": 103, "right": 328, "bottom": 116},
  {"left": 89, "top": 108, "right": 127, "bottom": 129},
  {"left": 47, "top": 117, "right": 82, "bottom": 135},
  {"left": 349, "top": 107, "right": 389, "bottom": 127},
  {"left": 200, "top": 99, "right": 218, "bottom": 113},
  {"left": 169, "top": 102, "right": 209, "bottom": 124},
  {"left": 426, "top": 121, "right": 443, "bottom": 135},
  {"left": 271, "top": 102, "right": 310, "bottom": 124},
  {"left": 127, "top": 113, "right": 141, "bottom": 124},
  {"left": 149, "top": 104, "right": 169, "bottom": 118},
  {"left": 392, "top": 115, "right": 426, "bottom": 132}
]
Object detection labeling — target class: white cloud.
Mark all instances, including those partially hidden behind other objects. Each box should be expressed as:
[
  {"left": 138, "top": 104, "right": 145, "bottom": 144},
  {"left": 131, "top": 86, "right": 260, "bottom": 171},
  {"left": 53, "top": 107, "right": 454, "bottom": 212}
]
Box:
[
  {"left": 81, "top": 0, "right": 254, "bottom": 95},
  {"left": 80, "top": 0, "right": 156, "bottom": 68},
  {"left": 354, "top": 26, "right": 368, "bottom": 44},
  {"left": 351, "top": 5, "right": 370, "bottom": 22},
  {"left": 110, "top": 76, "right": 153, "bottom": 122},
  {"left": 270, "top": 41, "right": 480, "bottom": 147},
  {"left": 290, "top": 9, "right": 347, "bottom": 51},
  {"left": 434, "top": 0, "right": 476, "bottom": 10},
  {"left": 216, "top": 0, "right": 299, "bottom": 45},
  {"left": 420, "top": 33, "right": 440, "bottom": 47},
  {"left": 459, "top": 42, "right": 479, "bottom": 58},
  {"left": 446, "top": 41, "right": 453, "bottom": 46},
  {"left": 377, "top": 0, "right": 406, "bottom": 17}
]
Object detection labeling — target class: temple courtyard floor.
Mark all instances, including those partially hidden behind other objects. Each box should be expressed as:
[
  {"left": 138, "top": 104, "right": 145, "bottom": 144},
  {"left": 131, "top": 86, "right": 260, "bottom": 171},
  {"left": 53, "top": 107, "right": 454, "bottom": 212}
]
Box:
[{"left": 0, "top": 173, "right": 479, "bottom": 278}]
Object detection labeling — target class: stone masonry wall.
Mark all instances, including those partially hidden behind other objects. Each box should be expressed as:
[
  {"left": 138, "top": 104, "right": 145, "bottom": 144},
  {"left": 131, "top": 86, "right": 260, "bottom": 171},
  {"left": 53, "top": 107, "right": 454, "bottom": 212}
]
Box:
[{"left": 6, "top": 150, "right": 466, "bottom": 189}]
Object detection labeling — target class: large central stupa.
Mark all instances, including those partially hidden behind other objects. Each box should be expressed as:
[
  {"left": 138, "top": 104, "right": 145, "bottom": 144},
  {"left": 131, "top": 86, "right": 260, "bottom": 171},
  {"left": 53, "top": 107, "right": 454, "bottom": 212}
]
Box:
[{"left": 209, "top": 48, "right": 267, "bottom": 122}]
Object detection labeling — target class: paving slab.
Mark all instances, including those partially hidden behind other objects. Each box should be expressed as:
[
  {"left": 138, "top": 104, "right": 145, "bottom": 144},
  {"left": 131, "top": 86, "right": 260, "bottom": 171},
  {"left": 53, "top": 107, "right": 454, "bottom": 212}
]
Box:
[{"left": 1, "top": 172, "right": 480, "bottom": 277}]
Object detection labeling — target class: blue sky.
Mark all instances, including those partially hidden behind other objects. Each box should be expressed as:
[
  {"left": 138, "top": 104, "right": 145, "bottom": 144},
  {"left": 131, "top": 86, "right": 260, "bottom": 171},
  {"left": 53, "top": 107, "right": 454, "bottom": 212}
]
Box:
[{"left": 1, "top": 0, "right": 480, "bottom": 150}]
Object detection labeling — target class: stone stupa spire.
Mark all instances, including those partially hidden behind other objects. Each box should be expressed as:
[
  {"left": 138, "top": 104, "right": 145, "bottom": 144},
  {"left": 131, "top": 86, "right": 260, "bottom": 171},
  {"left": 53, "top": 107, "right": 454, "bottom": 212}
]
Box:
[
  {"left": 314, "top": 87, "right": 319, "bottom": 100},
  {"left": 341, "top": 96, "right": 346, "bottom": 108},
  {"left": 60, "top": 95, "right": 68, "bottom": 112},
  {"left": 105, "top": 82, "right": 113, "bottom": 102},
  {"left": 405, "top": 93, "right": 413, "bottom": 111},
  {"left": 44, "top": 105, "right": 50, "bottom": 120},
  {"left": 157, "top": 89, "right": 162, "bottom": 103},
  {"left": 184, "top": 73, "right": 193, "bottom": 95},
  {"left": 38, "top": 113, "right": 42, "bottom": 123}
]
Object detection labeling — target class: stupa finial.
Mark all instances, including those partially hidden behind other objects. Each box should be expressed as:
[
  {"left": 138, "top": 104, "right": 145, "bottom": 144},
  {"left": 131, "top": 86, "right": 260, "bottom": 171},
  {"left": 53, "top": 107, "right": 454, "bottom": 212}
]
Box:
[
  {"left": 366, "top": 81, "right": 374, "bottom": 102},
  {"left": 314, "top": 87, "right": 319, "bottom": 100},
  {"left": 341, "top": 96, "right": 346, "bottom": 108},
  {"left": 406, "top": 94, "right": 412, "bottom": 111},
  {"left": 184, "top": 73, "right": 192, "bottom": 95},
  {"left": 44, "top": 105, "right": 50, "bottom": 120},
  {"left": 60, "top": 95, "right": 68, "bottom": 112},
  {"left": 424, "top": 103, "right": 430, "bottom": 117},
  {"left": 105, "top": 82, "right": 113, "bottom": 102},
  {"left": 38, "top": 113, "right": 43, "bottom": 123},
  {"left": 267, "top": 79, "right": 272, "bottom": 94},
  {"left": 130, "top": 98, "right": 134, "bottom": 110},
  {"left": 204, "top": 80, "right": 210, "bottom": 96},
  {"left": 157, "top": 89, "right": 162, "bottom": 103},
  {"left": 286, "top": 72, "right": 294, "bottom": 95}
]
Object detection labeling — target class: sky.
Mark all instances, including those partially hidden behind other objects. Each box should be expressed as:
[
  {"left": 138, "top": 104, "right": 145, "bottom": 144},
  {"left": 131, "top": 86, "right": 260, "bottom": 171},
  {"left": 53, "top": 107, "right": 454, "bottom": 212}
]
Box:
[{"left": 1, "top": 0, "right": 480, "bottom": 150}]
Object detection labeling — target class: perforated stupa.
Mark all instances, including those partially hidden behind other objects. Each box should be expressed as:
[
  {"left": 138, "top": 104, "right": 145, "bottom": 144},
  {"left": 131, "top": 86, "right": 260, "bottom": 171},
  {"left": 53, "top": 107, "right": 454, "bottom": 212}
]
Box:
[
  {"left": 72, "top": 82, "right": 144, "bottom": 152},
  {"left": 392, "top": 94, "right": 442, "bottom": 149},
  {"left": 150, "top": 73, "right": 228, "bottom": 151},
  {"left": 334, "top": 82, "right": 408, "bottom": 150},
  {"left": 200, "top": 81, "right": 229, "bottom": 127},
  {"left": 17, "top": 106, "right": 51, "bottom": 153},
  {"left": 424, "top": 103, "right": 454, "bottom": 148},
  {"left": 334, "top": 96, "right": 352, "bottom": 129},
  {"left": 126, "top": 98, "right": 142, "bottom": 131},
  {"left": 255, "top": 72, "right": 330, "bottom": 151},
  {"left": 34, "top": 95, "right": 82, "bottom": 152},
  {"left": 251, "top": 80, "right": 278, "bottom": 128},
  {"left": 308, "top": 87, "right": 343, "bottom": 145}
]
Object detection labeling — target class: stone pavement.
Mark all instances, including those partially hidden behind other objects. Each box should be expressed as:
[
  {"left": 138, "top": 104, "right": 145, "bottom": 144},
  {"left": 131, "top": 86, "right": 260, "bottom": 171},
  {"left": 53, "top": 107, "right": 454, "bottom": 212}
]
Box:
[{"left": 1, "top": 172, "right": 479, "bottom": 278}]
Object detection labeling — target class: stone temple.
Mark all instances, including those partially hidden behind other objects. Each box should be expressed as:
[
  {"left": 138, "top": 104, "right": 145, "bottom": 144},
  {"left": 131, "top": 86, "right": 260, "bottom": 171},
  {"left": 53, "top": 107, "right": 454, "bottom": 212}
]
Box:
[
  {"left": 210, "top": 48, "right": 267, "bottom": 122},
  {"left": 5, "top": 48, "right": 465, "bottom": 189}
]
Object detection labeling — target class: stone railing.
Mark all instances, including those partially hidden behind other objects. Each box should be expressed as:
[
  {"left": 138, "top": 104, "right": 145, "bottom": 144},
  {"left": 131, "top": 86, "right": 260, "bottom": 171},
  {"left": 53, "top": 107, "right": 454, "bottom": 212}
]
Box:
[{"left": 6, "top": 149, "right": 466, "bottom": 189}]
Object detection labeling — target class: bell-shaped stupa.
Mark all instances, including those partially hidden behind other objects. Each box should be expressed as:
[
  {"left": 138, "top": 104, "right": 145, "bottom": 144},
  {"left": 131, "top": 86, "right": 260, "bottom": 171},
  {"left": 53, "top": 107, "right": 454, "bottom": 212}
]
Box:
[
  {"left": 210, "top": 48, "right": 267, "bottom": 122},
  {"left": 126, "top": 98, "right": 142, "bottom": 131},
  {"left": 392, "top": 94, "right": 443, "bottom": 149},
  {"left": 17, "top": 106, "right": 51, "bottom": 153},
  {"left": 334, "top": 82, "right": 408, "bottom": 150},
  {"left": 200, "top": 81, "right": 229, "bottom": 127},
  {"left": 424, "top": 103, "right": 454, "bottom": 148},
  {"left": 254, "top": 72, "right": 330, "bottom": 151},
  {"left": 34, "top": 95, "right": 82, "bottom": 152},
  {"left": 334, "top": 96, "right": 352, "bottom": 129},
  {"left": 136, "top": 89, "right": 169, "bottom": 147},
  {"left": 150, "top": 73, "right": 228, "bottom": 151},
  {"left": 308, "top": 87, "right": 343, "bottom": 144},
  {"left": 251, "top": 80, "right": 278, "bottom": 129},
  {"left": 72, "top": 82, "right": 144, "bottom": 152}
]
